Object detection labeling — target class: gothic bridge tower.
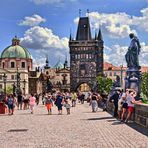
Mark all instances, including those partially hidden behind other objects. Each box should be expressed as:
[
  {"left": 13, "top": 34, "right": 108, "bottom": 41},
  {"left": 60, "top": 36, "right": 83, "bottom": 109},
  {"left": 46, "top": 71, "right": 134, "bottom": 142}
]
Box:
[{"left": 69, "top": 17, "right": 104, "bottom": 91}]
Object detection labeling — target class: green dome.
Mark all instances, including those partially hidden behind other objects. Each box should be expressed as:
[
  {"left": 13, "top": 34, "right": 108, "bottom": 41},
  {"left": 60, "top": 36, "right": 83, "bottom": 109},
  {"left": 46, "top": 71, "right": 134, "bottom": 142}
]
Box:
[
  {"left": 54, "top": 59, "right": 64, "bottom": 69},
  {"left": 1, "top": 37, "right": 32, "bottom": 59}
]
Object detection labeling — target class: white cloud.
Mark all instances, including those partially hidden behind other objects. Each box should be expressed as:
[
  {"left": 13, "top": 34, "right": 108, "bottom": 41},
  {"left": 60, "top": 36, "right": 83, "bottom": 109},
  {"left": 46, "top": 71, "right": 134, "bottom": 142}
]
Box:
[
  {"left": 20, "top": 26, "right": 69, "bottom": 67},
  {"left": 30, "top": 0, "right": 76, "bottom": 5},
  {"left": 132, "top": 8, "right": 148, "bottom": 32},
  {"left": 19, "top": 14, "right": 46, "bottom": 26},
  {"left": 74, "top": 8, "right": 148, "bottom": 38},
  {"left": 104, "top": 43, "right": 148, "bottom": 66}
]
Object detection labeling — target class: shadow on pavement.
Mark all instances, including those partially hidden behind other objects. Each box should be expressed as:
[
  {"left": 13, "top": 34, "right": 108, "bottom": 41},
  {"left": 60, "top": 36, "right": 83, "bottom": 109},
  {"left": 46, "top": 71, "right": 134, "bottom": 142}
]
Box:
[
  {"left": 107, "top": 119, "right": 117, "bottom": 122},
  {"left": 127, "top": 122, "right": 148, "bottom": 137},
  {"left": 111, "top": 120, "right": 148, "bottom": 137},
  {"left": 87, "top": 116, "right": 114, "bottom": 120}
]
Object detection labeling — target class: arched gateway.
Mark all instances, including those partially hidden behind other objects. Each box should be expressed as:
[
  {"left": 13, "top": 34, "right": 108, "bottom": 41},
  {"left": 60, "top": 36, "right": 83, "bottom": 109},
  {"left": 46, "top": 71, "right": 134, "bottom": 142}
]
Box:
[{"left": 69, "top": 16, "right": 104, "bottom": 91}]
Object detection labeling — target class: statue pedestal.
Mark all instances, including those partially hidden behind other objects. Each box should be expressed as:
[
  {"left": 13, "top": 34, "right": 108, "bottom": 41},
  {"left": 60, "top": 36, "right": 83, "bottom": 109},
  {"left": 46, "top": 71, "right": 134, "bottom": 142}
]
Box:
[{"left": 125, "top": 67, "right": 141, "bottom": 93}]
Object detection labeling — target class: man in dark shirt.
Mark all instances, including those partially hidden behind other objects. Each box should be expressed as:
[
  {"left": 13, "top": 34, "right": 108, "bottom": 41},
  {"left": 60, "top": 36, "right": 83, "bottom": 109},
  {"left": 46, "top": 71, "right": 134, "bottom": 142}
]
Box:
[
  {"left": 17, "top": 94, "right": 23, "bottom": 110},
  {"left": 110, "top": 91, "right": 120, "bottom": 117}
]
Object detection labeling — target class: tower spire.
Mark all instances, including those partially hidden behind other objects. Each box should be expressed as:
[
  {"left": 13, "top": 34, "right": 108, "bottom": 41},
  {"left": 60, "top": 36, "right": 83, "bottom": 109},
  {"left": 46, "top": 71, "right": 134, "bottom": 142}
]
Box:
[
  {"left": 69, "top": 28, "right": 72, "bottom": 41},
  {"left": 79, "top": 9, "right": 81, "bottom": 18},
  {"left": 98, "top": 28, "right": 103, "bottom": 40}
]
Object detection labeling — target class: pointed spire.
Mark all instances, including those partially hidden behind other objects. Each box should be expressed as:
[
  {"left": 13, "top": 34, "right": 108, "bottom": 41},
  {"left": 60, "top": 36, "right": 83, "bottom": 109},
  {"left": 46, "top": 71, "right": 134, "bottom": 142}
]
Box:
[
  {"left": 76, "top": 17, "right": 92, "bottom": 40},
  {"left": 44, "top": 55, "right": 50, "bottom": 69},
  {"left": 69, "top": 28, "right": 72, "bottom": 41},
  {"left": 64, "top": 55, "right": 68, "bottom": 69},
  {"left": 95, "top": 31, "right": 97, "bottom": 40},
  {"left": 45, "top": 56, "right": 48, "bottom": 67},
  {"left": 98, "top": 28, "right": 103, "bottom": 41}
]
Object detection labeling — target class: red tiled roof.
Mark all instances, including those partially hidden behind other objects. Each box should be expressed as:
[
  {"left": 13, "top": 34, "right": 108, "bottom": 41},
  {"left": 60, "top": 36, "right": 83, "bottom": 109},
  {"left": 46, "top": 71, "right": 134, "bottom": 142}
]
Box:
[{"left": 103, "top": 62, "right": 148, "bottom": 73}]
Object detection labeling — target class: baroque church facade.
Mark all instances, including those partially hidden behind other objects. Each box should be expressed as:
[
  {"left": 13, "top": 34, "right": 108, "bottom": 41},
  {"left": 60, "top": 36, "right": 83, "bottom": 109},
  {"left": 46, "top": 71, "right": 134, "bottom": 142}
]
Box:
[{"left": 69, "top": 17, "right": 104, "bottom": 91}]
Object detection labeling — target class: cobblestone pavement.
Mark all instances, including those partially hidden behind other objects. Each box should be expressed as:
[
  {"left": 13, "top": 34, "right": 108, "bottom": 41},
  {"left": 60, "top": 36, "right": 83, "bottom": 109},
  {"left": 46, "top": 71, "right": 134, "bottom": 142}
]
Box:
[{"left": 0, "top": 102, "right": 148, "bottom": 148}]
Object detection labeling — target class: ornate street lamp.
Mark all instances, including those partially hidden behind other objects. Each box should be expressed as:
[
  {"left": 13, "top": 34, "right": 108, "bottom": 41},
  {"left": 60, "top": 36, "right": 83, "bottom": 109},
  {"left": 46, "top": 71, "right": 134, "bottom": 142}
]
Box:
[
  {"left": 16, "top": 68, "right": 21, "bottom": 95},
  {"left": 120, "top": 65, "right": 123, "bottom": 87},
  {"left": 13, "top": 82, "right": 16, "bottom": 96},
  {"left": 23, "top": 79, "right": 26, "bottom": 95},
  {"left": 2, "top": 73, "right": 7, "bottom": 95}
]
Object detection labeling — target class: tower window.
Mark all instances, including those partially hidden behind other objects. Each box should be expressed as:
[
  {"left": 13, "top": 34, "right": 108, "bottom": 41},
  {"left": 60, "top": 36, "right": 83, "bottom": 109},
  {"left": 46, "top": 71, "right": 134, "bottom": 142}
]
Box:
[
  {"left": 11, "top": 75, "right": 15, "bottom": 80},
  {"left": 22, "top": 62, "right": 25, "bottom": 68},
  {"left": 2, "top": 62, "right": 5, "bottom": 68},
  {"left": 11, "top": 62, "right": 15, "bottom": 68}
]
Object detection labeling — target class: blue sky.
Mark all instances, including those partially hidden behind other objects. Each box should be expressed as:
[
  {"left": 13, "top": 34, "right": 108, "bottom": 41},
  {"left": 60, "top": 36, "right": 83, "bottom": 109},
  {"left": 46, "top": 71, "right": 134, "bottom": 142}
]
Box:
[{"left": 0, "top": 0, "right": 148, "bottom": 68}]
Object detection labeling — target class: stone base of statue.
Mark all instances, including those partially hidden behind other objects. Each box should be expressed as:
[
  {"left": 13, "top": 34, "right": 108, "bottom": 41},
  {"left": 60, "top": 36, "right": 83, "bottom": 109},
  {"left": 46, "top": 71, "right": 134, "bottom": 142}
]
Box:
[{"left": 125, "top": 67, "right": 141, "bottom": 93}]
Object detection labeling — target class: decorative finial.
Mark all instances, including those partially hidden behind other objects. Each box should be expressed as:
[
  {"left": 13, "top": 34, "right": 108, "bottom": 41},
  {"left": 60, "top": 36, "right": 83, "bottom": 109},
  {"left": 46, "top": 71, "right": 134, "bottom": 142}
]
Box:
[{"left": 79, "top": 9, "right": 81, "bottom": 18}]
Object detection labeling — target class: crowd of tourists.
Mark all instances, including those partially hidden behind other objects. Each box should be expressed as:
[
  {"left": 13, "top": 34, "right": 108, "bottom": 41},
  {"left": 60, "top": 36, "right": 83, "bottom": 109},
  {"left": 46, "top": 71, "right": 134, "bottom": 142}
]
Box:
[
  {"left": 109, "top": 89, "right": 142, "bottom": 123},
  {"left": 2, "top": 91, "right": 92, "bottom": 115},
  {"left": 2, "top": 88, "right": 142, "bottom": 124}
]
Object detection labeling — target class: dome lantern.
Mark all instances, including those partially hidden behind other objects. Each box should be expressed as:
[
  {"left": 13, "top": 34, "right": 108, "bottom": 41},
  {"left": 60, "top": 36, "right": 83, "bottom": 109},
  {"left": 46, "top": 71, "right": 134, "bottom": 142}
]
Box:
[{"left": 12, "top": 36, "right": 20, "bottom": 46}]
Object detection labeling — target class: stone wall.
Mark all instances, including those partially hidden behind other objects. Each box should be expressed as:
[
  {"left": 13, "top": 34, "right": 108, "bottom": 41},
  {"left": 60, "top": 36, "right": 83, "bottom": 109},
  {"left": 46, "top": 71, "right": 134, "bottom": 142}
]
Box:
[{"left": 134, "top": 104, "right": 148, "bottom": 128}]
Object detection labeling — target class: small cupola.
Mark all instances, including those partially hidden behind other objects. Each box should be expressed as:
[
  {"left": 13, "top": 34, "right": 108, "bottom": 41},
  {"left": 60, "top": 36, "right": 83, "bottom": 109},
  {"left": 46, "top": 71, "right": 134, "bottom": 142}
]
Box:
[{"left": 12, "top": 36, "right": 20, "bottom": 46}]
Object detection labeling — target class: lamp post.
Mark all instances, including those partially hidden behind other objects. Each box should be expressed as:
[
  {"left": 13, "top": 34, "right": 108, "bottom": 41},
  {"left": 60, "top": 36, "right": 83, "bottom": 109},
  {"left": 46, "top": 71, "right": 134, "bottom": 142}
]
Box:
[
  {"left": 16, "top": 68, "right": 21, "bottom": 95},
  {"left": 2, "top": 73, "right": 7, "bottom": 95},
  {"left": 23, "top": 79, "right": 26, "bottom": 95},
  {"left": 13, "top": 82, "right": 16, "bottom": 96},
  {"left": 120, "top": 65, "right": 123, "bottom": 87}
]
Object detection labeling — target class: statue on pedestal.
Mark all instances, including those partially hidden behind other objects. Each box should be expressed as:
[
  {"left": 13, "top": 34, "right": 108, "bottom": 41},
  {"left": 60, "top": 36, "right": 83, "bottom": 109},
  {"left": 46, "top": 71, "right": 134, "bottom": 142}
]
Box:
[
  {"left": 125, "top": 33, "right": 141, "bottom": 94},
  {"left": 125, "top": 33, "right": 141, "bottom": 69}
]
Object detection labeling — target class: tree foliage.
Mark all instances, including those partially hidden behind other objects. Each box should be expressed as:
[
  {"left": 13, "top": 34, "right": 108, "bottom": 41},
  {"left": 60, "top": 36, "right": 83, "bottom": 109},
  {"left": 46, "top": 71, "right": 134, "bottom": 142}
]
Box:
[
  {"left": 6, "top": 86, "right": 13, "bottom": 94},
  {"left": 96, "top": 76, "right": 113, "bottom": 95},
  {"left": 141, "top": 72, "right": 148, "bottom": 101}
]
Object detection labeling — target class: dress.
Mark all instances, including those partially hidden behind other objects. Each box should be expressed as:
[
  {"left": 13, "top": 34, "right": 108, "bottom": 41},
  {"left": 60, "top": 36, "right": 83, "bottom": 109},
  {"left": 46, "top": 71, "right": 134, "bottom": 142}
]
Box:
[{"left": 91, "top": 96, "right": 98, "bottom": 112}]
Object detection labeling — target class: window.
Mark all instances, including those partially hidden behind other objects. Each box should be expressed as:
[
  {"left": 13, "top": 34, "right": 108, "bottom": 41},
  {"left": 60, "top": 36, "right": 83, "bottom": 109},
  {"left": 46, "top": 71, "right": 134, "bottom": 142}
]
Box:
[
  {"left": 46, "top": 71, "right": 49, "bottom": 75},
  {"left": 86, "top": 54, "right": 89, "bottom": 59},
  {"left": 2, "top": 62, "right": 5, "bottom": 68},
  {"left": 22, "top": 62, "right": 25, "bottom": 68},
  {"left": 0, "top": 75, "right": 2, "bottom": 80},
  {"left": 0, "top": 84, "right": 2, "bottom": 89},
  {"left": 11, "top": 75, "right": 15, "bottom": 80},
  {"left": 114, "top": 72, "right": 116, "bottom": 76},
  {"left": 109, "top": 72, "right": 112, "bottom": 76},
  {"left": 11, "top": 62, "right": 15, "bottom": 68}
]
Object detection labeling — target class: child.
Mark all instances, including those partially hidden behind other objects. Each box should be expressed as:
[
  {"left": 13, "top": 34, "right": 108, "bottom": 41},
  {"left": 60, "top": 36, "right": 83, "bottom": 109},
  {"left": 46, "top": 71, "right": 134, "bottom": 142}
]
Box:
[
  {"left": 29, "top": 94, "right": 36, "bottom": 114},
  {"left": 64, "top": 99, "right": 71, "bottom": 115},
  {"left": 45, "top": 95, "right": 53, "bottom": 115}
]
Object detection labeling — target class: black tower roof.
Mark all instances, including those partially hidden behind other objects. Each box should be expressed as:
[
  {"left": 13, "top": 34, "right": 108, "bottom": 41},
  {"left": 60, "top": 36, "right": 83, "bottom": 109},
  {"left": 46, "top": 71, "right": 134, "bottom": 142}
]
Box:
[
  {"left": 98, "top": 28, "right": 103, "bottom": 40},
  {"left": 76, "top": 17, "right": 92, "bottom": 40}
]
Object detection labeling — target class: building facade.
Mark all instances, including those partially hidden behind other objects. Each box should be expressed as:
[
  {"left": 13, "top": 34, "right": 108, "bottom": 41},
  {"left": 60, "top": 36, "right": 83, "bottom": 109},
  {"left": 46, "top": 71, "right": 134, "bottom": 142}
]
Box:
[
  {"left": 0, "top": 37, "right": 32, "bottom": 94},
  {"left": 69, "top": 17, "right": 104, "bottom": 91}
]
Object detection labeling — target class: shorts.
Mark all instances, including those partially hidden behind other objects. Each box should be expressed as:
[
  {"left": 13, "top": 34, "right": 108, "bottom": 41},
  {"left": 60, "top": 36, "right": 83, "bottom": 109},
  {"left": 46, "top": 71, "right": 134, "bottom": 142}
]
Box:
[
  {"left": 122, "top": 103, "right": 128, "bottom": 109},
  {"left": 58, "top": 105, "right": 62, "bottom": 111},
  {"left": 128, "top": 106, "right": 134, "bottom": 112},
  {"left": 46, "top": 104, "right": 52, "bottom": 110},
  {"left": 8, "top": 104, "right": 14, "bottom": 109}
]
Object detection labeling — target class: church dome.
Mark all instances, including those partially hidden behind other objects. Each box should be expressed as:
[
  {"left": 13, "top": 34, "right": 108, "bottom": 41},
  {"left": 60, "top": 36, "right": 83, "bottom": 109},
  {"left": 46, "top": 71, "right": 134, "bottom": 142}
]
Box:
[
  {"left": 54, "top": 59, "right": 64, "bottom": 69},
  {"left": 1, "top": 36, "right": 32, "bottom": 59}
]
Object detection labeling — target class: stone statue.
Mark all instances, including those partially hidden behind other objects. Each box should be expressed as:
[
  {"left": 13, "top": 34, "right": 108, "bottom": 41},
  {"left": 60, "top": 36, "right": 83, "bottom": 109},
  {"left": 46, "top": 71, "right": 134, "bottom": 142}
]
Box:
[{"left": 125, "top": 33, "right": 141, "bottom": 68}]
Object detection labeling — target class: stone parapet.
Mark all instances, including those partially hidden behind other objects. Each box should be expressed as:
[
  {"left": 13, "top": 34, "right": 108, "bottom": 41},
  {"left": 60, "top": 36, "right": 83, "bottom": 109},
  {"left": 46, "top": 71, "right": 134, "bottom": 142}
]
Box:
[{"left": 134, "top": 104, "right": 148, "bottom": 128}]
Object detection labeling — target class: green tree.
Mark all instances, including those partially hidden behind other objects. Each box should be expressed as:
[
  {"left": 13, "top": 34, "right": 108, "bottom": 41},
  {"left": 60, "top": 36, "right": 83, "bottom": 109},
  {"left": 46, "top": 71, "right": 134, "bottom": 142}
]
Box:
[
  {"left": 96, "top": 76, "right": 113, "bottom": 95},
  {"left": 6, "top": 86, "right": 13, "bottom": 94},
  {"left": 141, "top": 72, "right": 148, "bottom": 102}
]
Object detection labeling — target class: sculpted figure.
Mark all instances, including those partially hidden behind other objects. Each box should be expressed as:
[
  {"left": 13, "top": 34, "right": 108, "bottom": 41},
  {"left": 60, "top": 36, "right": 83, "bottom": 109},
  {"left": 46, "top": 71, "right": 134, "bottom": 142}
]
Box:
[{"left": 125, "top": 33, "right": 141, "bottom": 68}]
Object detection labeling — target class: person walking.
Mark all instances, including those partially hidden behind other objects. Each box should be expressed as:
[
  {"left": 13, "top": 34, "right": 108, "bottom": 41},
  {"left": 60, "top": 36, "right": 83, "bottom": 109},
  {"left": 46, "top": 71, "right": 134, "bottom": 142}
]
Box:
[
  {"left": 90, "top": 93, "right": 98, "bottom": 112},
  {"left": 29, "top": 94, "right": 36, "bottom": 114},
  {"left": 6, "top": 94, "right": 16, "bottom": 115},
  {"left": 55, "top": 92, "right": 64, "bottom": 115},
  {"left": 71, "top": 92, "right": 77, "bottom": 107},
  {"left": 17, "top": 93, "right": 23, "bottom": 110},
  {"left": 64, "top": 99, "right": 71, "bottom": 115},
  {"left": 45, "top": 94, "right": 53, "bottom": 115}
]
